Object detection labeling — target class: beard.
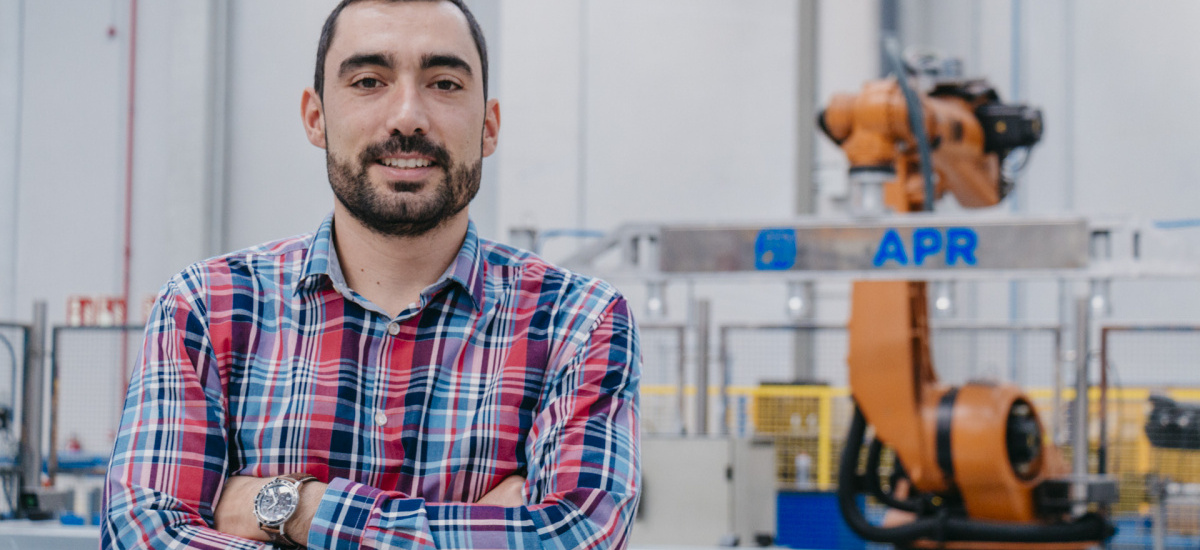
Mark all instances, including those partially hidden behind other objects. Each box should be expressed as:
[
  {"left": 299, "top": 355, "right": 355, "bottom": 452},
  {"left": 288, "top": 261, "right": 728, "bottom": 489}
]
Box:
[{"left": 327, "top": 132, "right": 482, "bottom": 238}]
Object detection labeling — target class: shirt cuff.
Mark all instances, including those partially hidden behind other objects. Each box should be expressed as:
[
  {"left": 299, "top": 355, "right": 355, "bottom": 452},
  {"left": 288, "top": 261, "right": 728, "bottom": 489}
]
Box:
[{"left": 306, "top": 477, "right": 384, "bottom": 550}]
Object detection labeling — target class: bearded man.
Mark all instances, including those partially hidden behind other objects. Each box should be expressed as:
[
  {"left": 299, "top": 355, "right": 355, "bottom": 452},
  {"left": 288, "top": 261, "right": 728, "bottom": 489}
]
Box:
[{"left": 101, "top": 1, "right": 641, "bottom": 548}]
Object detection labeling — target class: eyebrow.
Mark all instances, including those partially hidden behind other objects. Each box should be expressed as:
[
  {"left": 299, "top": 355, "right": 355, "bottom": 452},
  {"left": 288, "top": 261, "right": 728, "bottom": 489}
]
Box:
[
  {"left": 338, "top": 52, "right": 395, "bottom": 79},
  {"left": 421, "top": 53, "right": 473, "bottom": 77}
]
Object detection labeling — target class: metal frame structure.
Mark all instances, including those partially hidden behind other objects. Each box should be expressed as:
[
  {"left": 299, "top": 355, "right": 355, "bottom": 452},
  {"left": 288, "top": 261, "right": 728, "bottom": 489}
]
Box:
[
  {"left": 4, "top": 301, "right": 47, "bottom": 520},
  {"left": 550, "top": 212, "right": 1200, "bottom": 545},
  {"left": 558, "top": 215, "right": 1200, "bottom": 283},
  {"left": 0, "top": 321, "right": 29, "bottom": 517}
]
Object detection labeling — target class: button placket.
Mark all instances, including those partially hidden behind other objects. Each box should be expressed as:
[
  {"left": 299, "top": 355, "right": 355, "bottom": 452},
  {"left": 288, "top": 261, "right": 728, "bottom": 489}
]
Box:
[{"left": 377, "top": 318, "right": 401, "bottom": 432}]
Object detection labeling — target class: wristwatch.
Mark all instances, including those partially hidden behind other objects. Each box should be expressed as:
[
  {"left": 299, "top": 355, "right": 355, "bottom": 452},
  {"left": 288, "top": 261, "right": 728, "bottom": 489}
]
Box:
[{"left": 253, "top": 473, "right": 317, "bottom": 548}]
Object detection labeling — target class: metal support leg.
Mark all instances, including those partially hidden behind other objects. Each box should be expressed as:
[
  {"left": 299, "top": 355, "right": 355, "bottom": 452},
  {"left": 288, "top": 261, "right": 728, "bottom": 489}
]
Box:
[
  {"left": 1071, "top": 297, "right": 1090, "bottom": 518},
  {"left": 694, "top": 300, "right": 710, "bottom": 436},
  {"left": 1152, "top": 476, "right": 1167, "bottom": 550},
  {"left": 17, "top": 301, "right": 46, "bottom": 518}
]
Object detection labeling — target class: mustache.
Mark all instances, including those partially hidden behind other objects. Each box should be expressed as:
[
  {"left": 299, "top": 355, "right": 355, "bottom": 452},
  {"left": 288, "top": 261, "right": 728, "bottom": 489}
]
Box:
[{"left": 360, "top": 132, "right": 452, "bottom": 168}]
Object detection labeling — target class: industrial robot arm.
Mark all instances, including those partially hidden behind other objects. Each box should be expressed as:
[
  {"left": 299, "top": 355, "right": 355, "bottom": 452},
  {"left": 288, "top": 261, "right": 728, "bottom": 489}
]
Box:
[{"left": 820, "top": 74, "right": 1114, "bottom": 547}]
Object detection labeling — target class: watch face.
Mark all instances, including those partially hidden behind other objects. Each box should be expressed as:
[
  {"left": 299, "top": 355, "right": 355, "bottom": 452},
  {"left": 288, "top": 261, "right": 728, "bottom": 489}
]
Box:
[{"left": 255, "top": 479, "right": 299, "bottom": 525}]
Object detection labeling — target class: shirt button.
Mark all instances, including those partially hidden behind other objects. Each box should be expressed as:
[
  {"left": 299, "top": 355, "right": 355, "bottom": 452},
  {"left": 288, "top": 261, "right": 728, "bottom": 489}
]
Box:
[
  {"left": 387, "top": 322, "right": 400, "bottom": 336},
  {"left": 375, "top": 411, "right": 388, "bottom": 426}
]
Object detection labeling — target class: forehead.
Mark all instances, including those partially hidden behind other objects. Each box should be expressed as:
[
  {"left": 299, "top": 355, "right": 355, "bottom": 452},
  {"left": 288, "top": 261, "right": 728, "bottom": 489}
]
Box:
[{"left": 328, "top": 1, "right": 480, "bottom": 70}]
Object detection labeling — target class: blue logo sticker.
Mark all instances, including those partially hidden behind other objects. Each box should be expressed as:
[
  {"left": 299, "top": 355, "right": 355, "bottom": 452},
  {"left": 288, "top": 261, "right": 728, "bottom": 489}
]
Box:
[{"left": 755, "top": 228, "right": 797, "bottom": 270}]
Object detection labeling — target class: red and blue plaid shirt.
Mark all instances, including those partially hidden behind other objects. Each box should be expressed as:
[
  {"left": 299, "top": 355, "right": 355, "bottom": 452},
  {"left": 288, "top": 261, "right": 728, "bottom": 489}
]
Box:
[{"left": 102, "top": 214, "right": 641, "bottom": 549}]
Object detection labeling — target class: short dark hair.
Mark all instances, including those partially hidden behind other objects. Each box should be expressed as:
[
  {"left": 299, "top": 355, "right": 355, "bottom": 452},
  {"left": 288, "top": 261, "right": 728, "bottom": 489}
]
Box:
[{"left": 314, "top": 0, "right": 489, "bottom": 99}]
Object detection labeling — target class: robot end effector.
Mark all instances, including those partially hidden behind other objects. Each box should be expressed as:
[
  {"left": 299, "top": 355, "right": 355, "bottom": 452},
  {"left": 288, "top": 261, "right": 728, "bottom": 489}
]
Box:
[{"left": 818, "top": 77, "right": 1043, "bottom": 213}]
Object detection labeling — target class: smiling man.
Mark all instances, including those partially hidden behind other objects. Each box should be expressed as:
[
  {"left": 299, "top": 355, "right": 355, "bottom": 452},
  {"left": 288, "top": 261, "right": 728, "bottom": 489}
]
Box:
[{"left": 101, "top": 1, "right": 641, "bottom": 549}]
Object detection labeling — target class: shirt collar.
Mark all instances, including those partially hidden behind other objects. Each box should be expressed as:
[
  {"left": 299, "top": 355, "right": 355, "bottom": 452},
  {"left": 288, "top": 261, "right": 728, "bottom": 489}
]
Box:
[{"left": 297, "top": 213, "right": 484, "bottom": 312}]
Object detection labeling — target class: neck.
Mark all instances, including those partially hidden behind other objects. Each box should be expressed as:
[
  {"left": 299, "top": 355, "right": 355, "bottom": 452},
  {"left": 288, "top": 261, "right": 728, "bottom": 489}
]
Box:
[{"left": 331, "top": 203, "right": 469, "bottom": 318}]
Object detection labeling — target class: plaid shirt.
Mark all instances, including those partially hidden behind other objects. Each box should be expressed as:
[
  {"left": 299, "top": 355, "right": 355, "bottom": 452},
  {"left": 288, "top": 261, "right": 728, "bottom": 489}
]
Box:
[{"left": 102, "top": 215, "right": 641, "bottom": 549}]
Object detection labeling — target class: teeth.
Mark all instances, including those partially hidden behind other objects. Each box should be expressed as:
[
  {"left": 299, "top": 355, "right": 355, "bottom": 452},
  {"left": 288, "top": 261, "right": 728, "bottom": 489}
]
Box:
[{"left": 382, "top": 158, "right": 432, "bottom": 169}]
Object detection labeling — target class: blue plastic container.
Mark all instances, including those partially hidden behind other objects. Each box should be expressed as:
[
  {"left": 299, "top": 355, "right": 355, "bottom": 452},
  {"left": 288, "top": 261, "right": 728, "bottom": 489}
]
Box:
[{"left": 776, "top": 490, "right": 867, "bottom": 550}]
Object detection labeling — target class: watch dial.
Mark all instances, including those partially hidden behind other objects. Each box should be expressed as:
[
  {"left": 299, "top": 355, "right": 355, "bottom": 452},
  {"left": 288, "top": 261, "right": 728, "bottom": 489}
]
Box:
[{"left": 256, "top": 481, "right": 298, "bottom": 524}]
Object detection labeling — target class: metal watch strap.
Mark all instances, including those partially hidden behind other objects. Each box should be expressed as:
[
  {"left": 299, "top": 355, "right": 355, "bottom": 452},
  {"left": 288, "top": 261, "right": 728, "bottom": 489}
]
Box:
[{"left": 259, "top": 473, "right": 318, "bottom": 549}]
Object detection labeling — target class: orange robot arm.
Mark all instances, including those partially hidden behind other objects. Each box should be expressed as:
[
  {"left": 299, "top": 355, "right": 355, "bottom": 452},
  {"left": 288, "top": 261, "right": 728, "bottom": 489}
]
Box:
[{"left": 820, "top": 76, "right": 1111, "bottom": 547}]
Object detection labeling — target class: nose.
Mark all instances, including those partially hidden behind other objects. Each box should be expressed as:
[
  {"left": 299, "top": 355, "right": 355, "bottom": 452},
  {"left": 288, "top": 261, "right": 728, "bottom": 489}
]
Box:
[{"left": 385, "top": 80, "right": 430, "bottom": 136}]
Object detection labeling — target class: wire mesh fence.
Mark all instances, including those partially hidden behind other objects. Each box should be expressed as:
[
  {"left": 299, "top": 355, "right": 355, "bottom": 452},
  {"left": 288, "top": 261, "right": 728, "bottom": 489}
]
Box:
[
  {"left": 50, "top": 325, "right": 142, "bottom": 474},
  {"left": 0, "top": 324, "right": 27, "bottom": 435},
  {"left": 0, "top": 323, "right": 28, "bottom": 516},
  {"left": 719, "top": 323, "right": 848, "bottom": 388},
  {"left": 1100, "top": 325, "right": 1200, "bottom": 549},
  {"left": 639, "top": 323, "right": 687, "bottom": 435}
]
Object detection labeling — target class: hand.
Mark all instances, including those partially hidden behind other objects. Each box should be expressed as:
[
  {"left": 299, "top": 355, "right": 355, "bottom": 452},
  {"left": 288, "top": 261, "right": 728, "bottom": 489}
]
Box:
[
  {"left": 214, "top": 476, "right": 272, "bottom": 541},
  {"left": 476, "top": 475, "right": 526, "bottom": 507}
]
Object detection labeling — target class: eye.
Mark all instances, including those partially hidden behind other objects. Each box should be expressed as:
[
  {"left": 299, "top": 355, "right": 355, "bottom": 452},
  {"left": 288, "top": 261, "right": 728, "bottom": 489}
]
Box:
[
  {"left": 353, "top": 77, "right": 382, "bottom": 89},
  {"left": 432, "top": 79, "right": 462, "bottom": 91}
]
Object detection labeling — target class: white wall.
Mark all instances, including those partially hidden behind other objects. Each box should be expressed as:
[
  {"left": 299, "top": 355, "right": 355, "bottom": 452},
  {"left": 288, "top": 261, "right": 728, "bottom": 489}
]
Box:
[
  {"left": 497, "top": 0, "right": 803, "bottom": 237},
  {"left": 223, "top": 1, "right": 338, "bottom": 252},
  {"left": 0, "top": 1, "right": 225, "bottom": 324},
  {"left": 5, "top": 0, "right": 127, "bottom": 322}
]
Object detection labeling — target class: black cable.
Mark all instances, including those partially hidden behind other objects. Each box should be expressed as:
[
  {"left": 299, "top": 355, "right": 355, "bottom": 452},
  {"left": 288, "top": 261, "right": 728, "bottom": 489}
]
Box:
[
  {"left": 865, "top": 437, "right": 920, "bottom": 512},
  {"left": 883, "top": 35, "right": 936, "bottom": 212},
  {"left": 0, "top": 474, "right": 11, "bottom": 519}
]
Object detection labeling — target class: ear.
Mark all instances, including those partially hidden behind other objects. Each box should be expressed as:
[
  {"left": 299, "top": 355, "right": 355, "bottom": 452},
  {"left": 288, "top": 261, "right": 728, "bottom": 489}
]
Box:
[
  {"left": 481, "top": 98, "right": 500, "bottom": 158},
  {"left": 301, "top": 87, "right": 327, "bottom": 149}
]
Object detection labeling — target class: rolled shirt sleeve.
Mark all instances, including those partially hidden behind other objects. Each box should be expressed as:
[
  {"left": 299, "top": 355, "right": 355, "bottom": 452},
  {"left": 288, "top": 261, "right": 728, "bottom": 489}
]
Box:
[{"left": 102, "top": 279, "right": 266, "bottom": 550}]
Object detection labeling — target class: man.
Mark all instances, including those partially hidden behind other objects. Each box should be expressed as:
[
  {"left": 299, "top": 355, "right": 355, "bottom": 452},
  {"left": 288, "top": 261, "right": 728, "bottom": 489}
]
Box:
[{"left": 101, "top": 1, "right": 641, "bottom": 548}]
